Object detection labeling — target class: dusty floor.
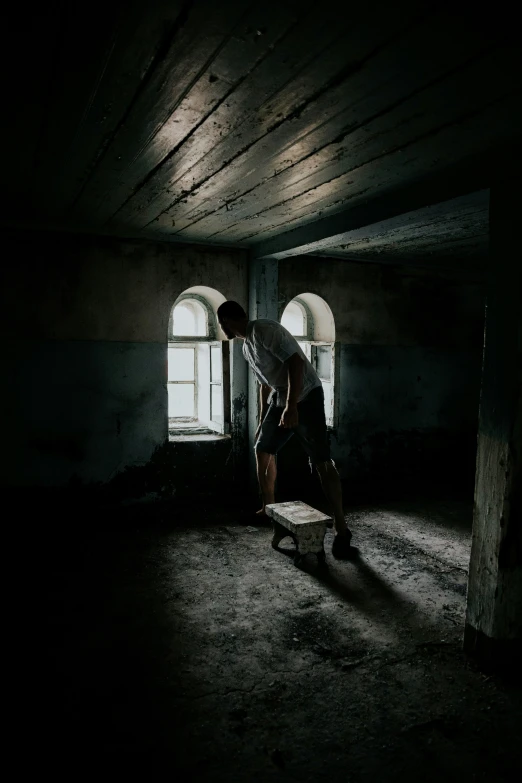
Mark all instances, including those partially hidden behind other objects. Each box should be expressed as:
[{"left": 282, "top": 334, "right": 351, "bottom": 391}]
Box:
[{"left": 33, "top": 495, "right": 521, "bottom": 778}]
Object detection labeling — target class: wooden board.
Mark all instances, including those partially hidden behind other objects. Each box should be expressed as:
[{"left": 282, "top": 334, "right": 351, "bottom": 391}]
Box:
[
  {"left": 2, "top": 1, "right": 520, "bottom": 270},
  {"left": 145, "top": 15, "right": 501, "bottom": 240},
  {"left": 266, "top": 501, "right": 332, "bottom": 526}
]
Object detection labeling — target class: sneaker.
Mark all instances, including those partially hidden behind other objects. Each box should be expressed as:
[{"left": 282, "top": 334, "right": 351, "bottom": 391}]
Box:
[{"left": 331, "top": 530, "right": 353, "bottom": 559}]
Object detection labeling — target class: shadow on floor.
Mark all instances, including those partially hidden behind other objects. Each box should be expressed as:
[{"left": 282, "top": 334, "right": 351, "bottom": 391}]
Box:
[{"left": 15, "top": 495, "right": 521, "bottom": 779}]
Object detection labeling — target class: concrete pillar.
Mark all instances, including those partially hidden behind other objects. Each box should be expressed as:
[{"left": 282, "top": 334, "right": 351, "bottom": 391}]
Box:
[
  {"left": 247, "top": 257, "right": 279, "bottom": 488},
  {"left": 464, "top": 181, "right": 522, "bottom": 668},
  {"left": 230, "top": 338, "right": 249, "bottom": 484}
]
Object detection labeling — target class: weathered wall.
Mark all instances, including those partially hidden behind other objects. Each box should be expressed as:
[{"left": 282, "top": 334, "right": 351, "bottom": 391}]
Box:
[
  {"left": 277, "top": 256, "right": 485, "bottom": 491},
  {"left": 1, "top": 231, "right": 248, "bottom": 489}
]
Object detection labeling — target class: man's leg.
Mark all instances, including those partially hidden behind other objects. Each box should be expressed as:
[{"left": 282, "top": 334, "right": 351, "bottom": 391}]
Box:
[
  {"left": 316, "top": 460, "right": 353, "bottom": 558},
  {"left": 256, "top": 451, "right": 276, "bottom": 515},
  {"left": 293, "top": 388, "right": 352, "bottom": 557},
  {"left": 255, "top": 402, "right": 292, "bottom": 515},
  {"left": 316, "top": 460, "right": 348, "bottom": 535}
]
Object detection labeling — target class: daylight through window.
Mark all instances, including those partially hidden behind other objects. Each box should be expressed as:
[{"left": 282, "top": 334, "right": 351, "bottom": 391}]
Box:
[
  {"left": 168, "top": 293, "right": 229, "bottom": 434},
  {"left": 281, "top": 294, "right": 336, "bottom": 427},
  {"left": 281, "top": 300, "right": 307, "bottom": 337}
]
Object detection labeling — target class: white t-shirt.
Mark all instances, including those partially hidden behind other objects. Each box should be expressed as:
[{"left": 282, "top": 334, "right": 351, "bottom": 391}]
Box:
[{"left": 242, "top": 319, "right": 322, "bottom": 407}]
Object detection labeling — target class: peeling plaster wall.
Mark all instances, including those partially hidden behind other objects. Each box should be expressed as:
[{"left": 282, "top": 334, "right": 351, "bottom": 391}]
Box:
[
  {"left": 277, "top": 256, "right": 485, "bottom": 490},
  {"left": 2, "top": 231, "right": 248, "bottom": 489}
]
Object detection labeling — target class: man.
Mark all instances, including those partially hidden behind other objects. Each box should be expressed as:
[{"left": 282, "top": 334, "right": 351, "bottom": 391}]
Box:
[{"left": 217, "top": 300, "right": 352, "bottom": 559}]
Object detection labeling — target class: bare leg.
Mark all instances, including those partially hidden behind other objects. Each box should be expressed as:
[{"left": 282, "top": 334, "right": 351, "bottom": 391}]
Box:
[
  {"left": 256, "top": 451, "right": 276, "bottom": 514},
  {"left": 316, "top": 460, "right": 349, "bottom": 535}
]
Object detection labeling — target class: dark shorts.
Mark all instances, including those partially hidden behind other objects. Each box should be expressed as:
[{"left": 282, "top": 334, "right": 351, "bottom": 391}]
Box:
[{"left": 255, "top": 386, "right": 331, "bottom": 465}]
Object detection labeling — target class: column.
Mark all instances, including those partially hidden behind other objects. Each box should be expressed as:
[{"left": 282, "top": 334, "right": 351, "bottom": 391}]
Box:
[
  {"left": 247, "top": 257, "right": 279, "bottom": 489},
  {"left": 464, "top": 179, "right": 522, "bottom": 668}
]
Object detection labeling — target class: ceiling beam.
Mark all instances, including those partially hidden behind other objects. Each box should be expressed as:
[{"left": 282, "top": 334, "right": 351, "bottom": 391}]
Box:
[{"left": 251, "top": 153, "right": 498, "bottom": 260}]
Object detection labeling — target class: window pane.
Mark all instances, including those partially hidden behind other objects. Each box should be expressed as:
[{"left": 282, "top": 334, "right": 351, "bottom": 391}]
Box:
[
  {"left": 173, "top": 302, "right": 196, "bottom": 335},
  {"left": 282, "top": 301, "right": 306, "bottom": 336},
  {"left": 210, "top": 344, "right": 222, "bottom": 382},
  {"left": 172, "top": 300, "right": 207, "bottom": 336},
  {"left": 168, "top": 347, "right": 195, "bottom": 381},
  {"left": 316, "top": 345, "right": 332, "bottom": 381},
  {"left": 298, "top": 341, "right": 312, "bottom": 360},
  {"left": 322, "top": 381, "right": 333, "bottom": 426},
  {"left": 211, "top": 384, "right": 223, "bottom": 424},
  {"left": 168, "top": 383, "right": 195, "bottom": 417},
  {"left": 193, "top": 302, "right": 207, "bottom": 336}
]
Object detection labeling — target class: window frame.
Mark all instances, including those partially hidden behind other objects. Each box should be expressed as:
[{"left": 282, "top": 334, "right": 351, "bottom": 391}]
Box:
[
  {"left": 167, "top": 341, "right": 198, "bottom": 424},
  {"left": 168, "top": 295, "right": 229, "bottom": 435}
]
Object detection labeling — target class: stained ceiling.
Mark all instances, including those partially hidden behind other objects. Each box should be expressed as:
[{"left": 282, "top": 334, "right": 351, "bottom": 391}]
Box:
[{"left": 3, "top": 1, "right": 520, "bottom": 269}]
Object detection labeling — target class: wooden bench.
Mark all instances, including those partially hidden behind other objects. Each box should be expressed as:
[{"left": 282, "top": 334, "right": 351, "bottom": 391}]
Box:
[{"left": 265, "top": 501, "right": 332, "bottom": 567}]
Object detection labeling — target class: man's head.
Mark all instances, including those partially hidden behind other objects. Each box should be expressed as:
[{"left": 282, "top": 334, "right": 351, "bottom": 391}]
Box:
[{"left": 217, "top": 300, "right": 248, "bottom": 339}]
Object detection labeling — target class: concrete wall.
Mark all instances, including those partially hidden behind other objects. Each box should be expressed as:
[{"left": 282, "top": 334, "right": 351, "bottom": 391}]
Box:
[
  {"left": 2, "top": 232, "right": 484, "bottom": 499},
  {"left": 2, "top": 231, "right": 248, "bottom": 490},
  {"left": 276, "top": 256, "right": 485, "bottom": 492}
]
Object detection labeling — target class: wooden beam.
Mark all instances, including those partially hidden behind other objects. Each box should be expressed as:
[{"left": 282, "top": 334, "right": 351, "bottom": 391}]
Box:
[
  {"left": 312, "top": 197, "right": 489, "bottom": 263},
  {"left": 250, "top": 155, "right": 499, "bottom": 260}
]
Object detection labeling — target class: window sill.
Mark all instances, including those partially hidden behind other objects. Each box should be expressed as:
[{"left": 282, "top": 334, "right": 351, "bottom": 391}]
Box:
[
  {"left": 169, "top": 431, "right": 231, "bottom": 443},
  {"left": 169, "top": 418, "right": 204, "bottom": 430}
]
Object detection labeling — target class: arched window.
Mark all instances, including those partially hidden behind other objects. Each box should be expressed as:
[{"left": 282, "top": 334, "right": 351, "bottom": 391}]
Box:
[
  {"left": 168, "top": 288, "right": 229, "bottom": 435},
  {"left": 281, "top": 293, "right": 336, "bottom": 428},
  {"left": 281, "top": 300, "right": 307, "bottom": 338}
]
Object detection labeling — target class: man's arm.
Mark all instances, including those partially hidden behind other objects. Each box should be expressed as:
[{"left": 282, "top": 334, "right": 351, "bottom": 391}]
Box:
[{"left": 280, "top": 353, "right": 304, "bottom": 429}]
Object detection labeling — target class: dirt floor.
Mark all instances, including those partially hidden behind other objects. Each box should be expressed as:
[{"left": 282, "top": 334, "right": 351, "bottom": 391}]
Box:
[{"left": 31, "top": 495, "right": 521, "bottom": 778}]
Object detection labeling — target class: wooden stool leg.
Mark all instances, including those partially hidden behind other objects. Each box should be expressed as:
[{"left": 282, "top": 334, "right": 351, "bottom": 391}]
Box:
[{"left": 271, "top": 521, "right": 288, "bottom": 549}]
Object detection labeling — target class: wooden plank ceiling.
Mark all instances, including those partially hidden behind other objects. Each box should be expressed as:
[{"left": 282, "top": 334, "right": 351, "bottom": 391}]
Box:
[{"left": 3, "top": 0, "right": 520, "bottom": 267}]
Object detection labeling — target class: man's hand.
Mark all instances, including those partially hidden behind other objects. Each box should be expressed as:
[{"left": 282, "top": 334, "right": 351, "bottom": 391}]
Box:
[{"left": 280, "top": 404, "right": 298, "bottom": 429}]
